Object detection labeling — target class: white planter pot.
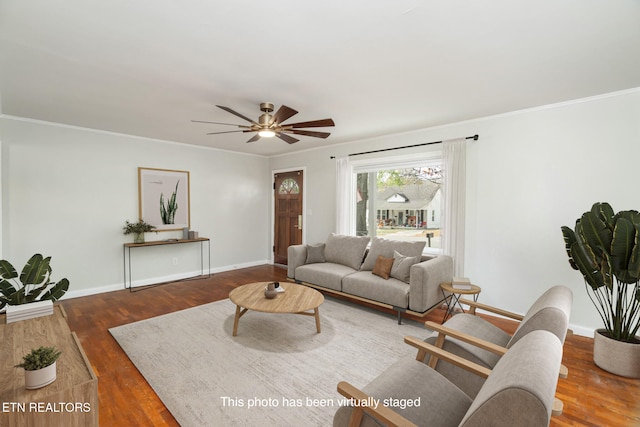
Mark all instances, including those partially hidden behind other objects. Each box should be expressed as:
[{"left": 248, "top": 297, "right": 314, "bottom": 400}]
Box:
[
  {"left": 593, "top": 329, "right": 640, "bottom": 378},
  {"left": 24, "top": 362, "right": 57, "bottom": 389},
  {"left": 6, "top": 300, "right": 54, "bottom": 323}
]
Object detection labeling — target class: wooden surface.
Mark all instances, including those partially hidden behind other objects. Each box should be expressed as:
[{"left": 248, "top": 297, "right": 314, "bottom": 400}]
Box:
[
  {"left": 229, "top": 281, "right": 323, "bottom": 314},
  {"left": 0, "top": 305, "right": 98, "bottom": 427},
  {"left": 123, "top": 237, "right": 209, "bottom": 248},
  {"left": 230, "top": 281, "right": 323, "bottom": 336},
  {"left": 440, "top": 282, "right": 482, "bottom": 295},
  {"left": 55, "top": 264, "right": 640, "bottom": 427}
]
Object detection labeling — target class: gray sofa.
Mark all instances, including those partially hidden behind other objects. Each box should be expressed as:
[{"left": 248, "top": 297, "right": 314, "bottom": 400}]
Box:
[{"left": 288, "top": 233, "right": 454, "bottom": 322}]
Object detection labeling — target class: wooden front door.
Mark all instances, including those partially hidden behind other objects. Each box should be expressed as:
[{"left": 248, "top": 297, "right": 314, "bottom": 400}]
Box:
[{"left": 274, "top": 170, "right": 303, "bottom": 265}]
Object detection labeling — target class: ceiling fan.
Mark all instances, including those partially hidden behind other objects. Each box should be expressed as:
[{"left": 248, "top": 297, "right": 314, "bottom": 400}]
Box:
[{"left": 192, "top": 102, "right": 335, "bottom": 144}]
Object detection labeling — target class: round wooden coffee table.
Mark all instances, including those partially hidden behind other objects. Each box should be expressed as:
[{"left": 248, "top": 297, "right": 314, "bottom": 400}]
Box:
[{"left": 229, "top": 281, "right": 324, "bottom": 336}]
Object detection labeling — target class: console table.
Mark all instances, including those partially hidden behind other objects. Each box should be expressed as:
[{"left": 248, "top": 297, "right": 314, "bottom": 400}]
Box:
[
  {"left": 123, "top": 237, "right": 211, "bottom": 291},
  {"left": 0, "top": 306, "right": 98, "bottom": 427}
]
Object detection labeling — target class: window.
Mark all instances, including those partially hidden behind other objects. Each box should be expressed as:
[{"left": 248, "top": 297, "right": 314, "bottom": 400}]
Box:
[
  {"left": 278, "top": 178, "right": 300, "bottom": 194},
  {"left": 350, "top": 153, "right": 442, "bottom": 251}
]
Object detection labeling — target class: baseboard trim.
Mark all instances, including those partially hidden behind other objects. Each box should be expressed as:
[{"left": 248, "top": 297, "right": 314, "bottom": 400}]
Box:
[{"left": 61, "top": 259, "right": 270, "bottom": 300}]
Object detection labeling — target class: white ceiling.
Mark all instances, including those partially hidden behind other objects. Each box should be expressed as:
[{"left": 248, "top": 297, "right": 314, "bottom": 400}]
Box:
[{"left": 1, "top": 1, "right": 639, "bottom": 157}]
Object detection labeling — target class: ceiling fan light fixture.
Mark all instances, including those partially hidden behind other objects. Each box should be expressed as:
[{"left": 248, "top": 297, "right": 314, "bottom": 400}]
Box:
[{"left": 258, "top": 129, "right": 276, "bottom": 138}]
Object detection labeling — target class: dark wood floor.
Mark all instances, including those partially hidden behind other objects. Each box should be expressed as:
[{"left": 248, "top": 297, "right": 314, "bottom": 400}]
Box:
[{"left": 59, "top": 264, "right": 640, "bottom": 426}]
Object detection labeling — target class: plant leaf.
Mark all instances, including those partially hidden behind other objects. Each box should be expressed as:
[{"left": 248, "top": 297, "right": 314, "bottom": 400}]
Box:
[
  {"left": 580, "top": 211, "right": 612, "bottom": 259},
  {"left": 571, "top": 240, "right": 605, "bottom": 289},
  {"left": 41, "top": 278, "right": 69, "bottom": 301},
  {"left": 611, "top": 217, "right": 637, "bottom": 283},
  {"left": 616, "top": 209, "right": 640, "bottom": 225},
  {"left": 0, "top": 260, "right": 18, "bottom": 280},
  {"left": 19, "top": 254, "right": 51, "bottom": 285},
  {"left": 592, "top": 202, "right": 615, "bottom": 227},
  {"left": 628, "top": 224, "right": 640, "bottom": 279},
  {"left": 561, "top": 226, "right": 579, "bottom": 270}
]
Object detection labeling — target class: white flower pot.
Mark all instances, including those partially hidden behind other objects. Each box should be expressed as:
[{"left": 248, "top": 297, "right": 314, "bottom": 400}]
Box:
[
  {"left": 593, "top": 329, "right": 640, "bottom": 378},
  {"left": 24, "top": 362, "right": 57, "bottom": 389}
]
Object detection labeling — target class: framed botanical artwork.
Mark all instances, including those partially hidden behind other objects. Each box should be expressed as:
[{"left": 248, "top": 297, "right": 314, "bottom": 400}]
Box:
[{"left": 138, "top": 167, "right": 190, "bottom": 231}]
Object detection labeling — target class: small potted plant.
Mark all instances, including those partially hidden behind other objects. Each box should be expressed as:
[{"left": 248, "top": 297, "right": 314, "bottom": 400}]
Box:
[
  {"left": 123, "top": 219, "right": 156, "bottom": 244},
  {"left": 15, "top": 346, "right": 62, "bottom": 389}
]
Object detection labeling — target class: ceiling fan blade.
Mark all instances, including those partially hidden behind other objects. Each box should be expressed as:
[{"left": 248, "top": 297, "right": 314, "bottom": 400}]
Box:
[
  {"left": 270, "top": 105, "right": 298, "bottom": 125},
  {"left": 246, "top": 134, "right": 261, "bottom": 143},
  {"left": 216, "top": 105, "right": 259, "bottom": 125},
  {"left": 192, "top": 120, "right": 250, "bottom": 127},
  {"left": 205, "top": 130, "right": 247, "bottom": 135},
  {"left": 284, "top": 118, "right": 335, "bottom": 128},
  {"left": 289, "top": 129, "right": 331, "bottom": 139},
  {"left": 276, "top": 133, "right": 299, "bottom": 144}
]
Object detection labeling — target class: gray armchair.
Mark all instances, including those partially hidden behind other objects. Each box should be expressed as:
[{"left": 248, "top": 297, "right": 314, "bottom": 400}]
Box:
[
  {"left": 422, "top": 285, "right": 573, "bottom": 398},
  {"left": 334, "top": 330, "right": 563, "bottom": 427}
]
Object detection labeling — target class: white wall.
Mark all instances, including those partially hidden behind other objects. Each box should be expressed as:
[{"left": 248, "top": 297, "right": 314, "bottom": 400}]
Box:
[
  {"left": 0, "top": 117, "right": 271, "bottom": 297},
  {"left": 3, "top": 89, "right": 638, "bottom": 333},
  {"left": 270, "top": 89, "right": 640, "bottom": 335}
]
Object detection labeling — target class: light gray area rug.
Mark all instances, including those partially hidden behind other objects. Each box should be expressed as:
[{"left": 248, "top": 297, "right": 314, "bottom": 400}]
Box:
[{"left": 109, "top": 297, "right": 426, "bottom": 427}]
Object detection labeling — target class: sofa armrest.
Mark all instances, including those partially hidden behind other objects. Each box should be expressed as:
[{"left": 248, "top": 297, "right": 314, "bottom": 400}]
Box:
[
  {"left": 408, "top": 255, "right": 453, "bottom": 312},
  {"left": 287, "top": 244, "right": 307, "bottom": 278}
]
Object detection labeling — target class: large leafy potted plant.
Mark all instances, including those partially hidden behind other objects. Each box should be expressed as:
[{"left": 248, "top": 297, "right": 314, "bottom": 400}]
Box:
[
  {"left": 0, "top": 254, "right": 69, "bottom": 311},
  {"left": 561, "top": 202, "right": 640, "bottom": 378}
]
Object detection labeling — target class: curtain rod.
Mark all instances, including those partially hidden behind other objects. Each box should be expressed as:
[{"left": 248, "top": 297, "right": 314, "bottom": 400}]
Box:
[{"left": 330, "top": 134, "right": 479, "bottom": 159}]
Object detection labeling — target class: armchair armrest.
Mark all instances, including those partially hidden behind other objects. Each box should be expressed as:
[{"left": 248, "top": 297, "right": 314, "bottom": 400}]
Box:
[
  {"left": 424, "top": 321, "right": 508, "bottom": 356},
  {"left": 458, "top": 298, "right": 524, "bottom": 321},
  {"left": 423, "top": 321, "right": 569, "bottom": 379},
  {"left": 337, "top": 381, "right": 418, "bottom": 427},
  {"left": 403, "top": 336, "right": 492, "bottom": 379}
]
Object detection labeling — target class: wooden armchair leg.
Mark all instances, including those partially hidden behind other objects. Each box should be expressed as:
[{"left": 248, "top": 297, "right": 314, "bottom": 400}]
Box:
[
  {"left": 559, "top": 364, "right": 569, "bottom": 379},
  {"left": 552, "top": 398, "right": 564, "bottom": 416},
  {"left": 348, "top": 407, "right": 364, "bottom": 427},
  {"left": 425, "top": 332, "right": 446, "bottom": 368}
]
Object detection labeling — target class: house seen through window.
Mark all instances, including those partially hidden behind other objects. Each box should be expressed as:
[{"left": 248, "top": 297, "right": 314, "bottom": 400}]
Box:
[{"left": 354, "top": 163, "right": 442, "bottom": 249}]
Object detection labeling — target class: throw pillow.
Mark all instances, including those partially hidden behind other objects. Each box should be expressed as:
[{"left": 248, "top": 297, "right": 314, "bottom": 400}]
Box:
[
  {"left": 360, "top": 237, "right": 426, "bottom": 271},
  {"left": 324, "top": 233, "right": 370, "bottom": 270},
  {"left": 391, "top": 250, "right": 421, "bottom": 283},
  {"left": 372, "top": 255, "right": 394, "bottom": 279},
  {"left": 305, "top": 244, "right": 326, "bottom": 264}
]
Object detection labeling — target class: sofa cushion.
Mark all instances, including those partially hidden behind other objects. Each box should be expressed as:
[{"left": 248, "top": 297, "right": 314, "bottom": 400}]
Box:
[
  {"left": 305, "top": 243, "right": 326, "bottom": 264},
  {"left": 391, "top": 250, "right": 421, "bottom": 283},
  {"left": 342, "top": 271, "right": 410, "bottom": 308},
  {"left": 324, "top": 233, "right": 370, "bottom": 270},
  {"left": 295, "top": 262, "right": 355, "bottom": 292},
  {"left": 360, "top": 237, "right": 426, "bottom": 271},
  {"left": 372, "top": 255, "right": 394, "bottom": 279}
]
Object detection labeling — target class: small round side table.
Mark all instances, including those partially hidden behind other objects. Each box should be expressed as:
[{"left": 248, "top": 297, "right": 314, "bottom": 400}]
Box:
[{"left": 440, "top": 282, "right": 481, "bottom": 323}]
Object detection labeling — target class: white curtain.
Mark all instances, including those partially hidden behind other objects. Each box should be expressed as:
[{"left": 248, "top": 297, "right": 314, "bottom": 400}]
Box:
[
  {"left": 335, "top": 156, "right": 351, "bottom": 235},
  {"left": 442, "top": 138, "right": 466, "bottom": 277}
]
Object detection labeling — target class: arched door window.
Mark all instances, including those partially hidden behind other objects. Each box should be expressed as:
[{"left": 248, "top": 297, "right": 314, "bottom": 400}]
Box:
[{"left": 278, "top": 178, "right": 300, "bottom": 194}]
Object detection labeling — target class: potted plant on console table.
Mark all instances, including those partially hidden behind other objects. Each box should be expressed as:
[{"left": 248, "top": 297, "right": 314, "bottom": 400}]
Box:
[
  {"left": 123, "top": 219, "right": 156, "bottom": 244},
  {"left": 561, "top": 202, "right": 640, "bottom": 378}
]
